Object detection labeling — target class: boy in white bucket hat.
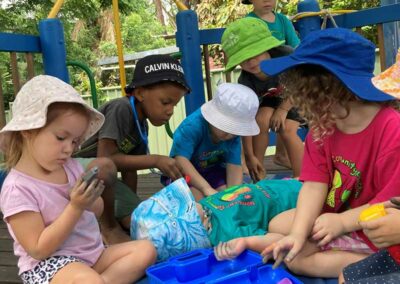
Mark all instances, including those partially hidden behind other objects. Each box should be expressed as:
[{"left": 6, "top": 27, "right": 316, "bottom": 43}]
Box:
[{"left": 167, "top": 82, "right": 260, "bottom": 199}]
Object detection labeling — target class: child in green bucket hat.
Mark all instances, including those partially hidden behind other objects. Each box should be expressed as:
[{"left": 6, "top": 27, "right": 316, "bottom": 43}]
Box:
[{"left": 221, "top": 17, "right": 304, "bottom": 181}]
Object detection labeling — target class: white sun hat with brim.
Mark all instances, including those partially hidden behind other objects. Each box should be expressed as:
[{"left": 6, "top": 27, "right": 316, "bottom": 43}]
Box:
[
  {"left": 201, "top": 82, "right": 260, "bottom": 136},
  {"left": 0, "top": 75, "right": 105, "bottom": 152}
]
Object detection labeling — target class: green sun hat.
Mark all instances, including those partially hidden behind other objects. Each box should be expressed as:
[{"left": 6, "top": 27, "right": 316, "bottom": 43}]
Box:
[{"left": 222, "top": 17, "right": 285, "bottom": 72}]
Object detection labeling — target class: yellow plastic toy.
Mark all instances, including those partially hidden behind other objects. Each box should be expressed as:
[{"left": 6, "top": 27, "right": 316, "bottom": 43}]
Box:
[
  {"left": 359, "top": 203, "right": 387, "bottom": 222},
  {"left": 359, "top": 203, "right": 400, "bottom": 264}
]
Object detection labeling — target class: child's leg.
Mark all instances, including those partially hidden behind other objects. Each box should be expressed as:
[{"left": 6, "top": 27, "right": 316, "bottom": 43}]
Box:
[
  {"left": 286, "top": 241, "right": 368, "bottom": 278},
  {"left": 93, "top": 240, "right": 156, "bottom": 284},
  {"left": 253, "top": 107, "right": 275, "bottom": 169},
  {"left": 51, "top": 262, "right": 104, "bottom": 284},
  {"left": 87, "top": 158, "right": 132, "bottom": 244},
  {"left": 273, "top": 135, "right": 292, "bottom": 169},
  {"left": 280, "top": 119, "right": 304, "bottom": 178},
  {"left": 338, "top": 272, "right": 345, "bottom": 284},
  {"left": 268, "top": 208, "right": 295, "bottom": 235}
]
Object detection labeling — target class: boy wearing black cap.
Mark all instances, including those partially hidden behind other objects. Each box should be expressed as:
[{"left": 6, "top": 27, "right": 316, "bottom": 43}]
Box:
[{"left": 77, "top": 54, "right": 190, "bottom": 244}]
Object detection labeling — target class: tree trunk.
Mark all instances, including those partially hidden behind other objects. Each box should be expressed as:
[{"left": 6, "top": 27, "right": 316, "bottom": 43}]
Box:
[{"left": 153, "top": 0, "right": 166, "bottom": 28}]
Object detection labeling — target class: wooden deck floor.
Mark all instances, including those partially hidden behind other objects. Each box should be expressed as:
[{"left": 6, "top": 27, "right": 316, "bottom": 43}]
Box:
[{"left": 0, "top": 156, "right": 290, "bottom": 283}]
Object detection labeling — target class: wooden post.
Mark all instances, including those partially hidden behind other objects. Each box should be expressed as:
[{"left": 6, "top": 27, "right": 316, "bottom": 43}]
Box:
[
  {"left": 26, "top": 53, "right": 35, "bottom": 80},
  {"left": 0, "top": 72, "right": 7, "bottom": 128},
  {"left": 10, "top": 52, "right": 20, "bottom": 98},
  {"left": 203, "top": 44, "right": 213, "bottom": 101},
  {"left": 377, "top": 23, "right": 387, "bottom": 71}
]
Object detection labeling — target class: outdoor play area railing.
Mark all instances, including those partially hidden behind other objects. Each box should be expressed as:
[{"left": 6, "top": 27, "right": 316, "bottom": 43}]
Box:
[
  {"left": 0, "top": 2, "right": 400, "bottom": 141},
  {"left": 175, "top": 2, "right": 400, "bottom": 117},
  {"left": 0, "top": 19, "right": 68, "bottom": 130}
]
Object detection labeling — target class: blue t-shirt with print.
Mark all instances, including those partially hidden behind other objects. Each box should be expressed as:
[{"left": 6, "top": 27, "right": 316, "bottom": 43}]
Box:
[{"left": 170, "top": 109, "right": 241, "bottom": 172}]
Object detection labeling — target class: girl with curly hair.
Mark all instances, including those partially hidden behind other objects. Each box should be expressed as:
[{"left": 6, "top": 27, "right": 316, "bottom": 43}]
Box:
[{"left": 216, "top": 28, "right": 400, "bottom": 279}]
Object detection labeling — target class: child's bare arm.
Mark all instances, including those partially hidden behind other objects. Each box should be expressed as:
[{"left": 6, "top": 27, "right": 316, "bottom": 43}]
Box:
[
  {"left": 7, "top": 206, "right": 83, "bottom": 260},
  {"left": 291, "top": 181, "right": 328, "bottom": 237},
  {"left": 7, "top": 179, "right": 103, "bottom": 260},
  {"left": 98, "top": 138, "right": 182, "bottom": 179},
  {"left": 270, "top": 99, "right": 293, "bottom": 132},
  {"left": 226, "top": 163, "right": 243, "bottom": 187},
  {"left": 214, "top": 234, "right": 283, "bottom": 261},
  {"left": 278, "top": 98, "right": 293, "bottom": 112},
  {"left": 175, "top": 156, "right": 216, "bottom": 196},
  {"left": 263, "top": 181, "right": 327, "bottom": 265},
  {"left": 242, "top": 136, "right": 265, "bottom": 181},
  {"left": 339, "top": 204, "right": 369, "bottom": 233}
]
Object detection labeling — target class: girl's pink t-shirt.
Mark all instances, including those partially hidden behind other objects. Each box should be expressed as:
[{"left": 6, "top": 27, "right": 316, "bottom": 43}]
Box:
[
  {"left": 300, "top": 106, "right": 400, "bottom": 250},
  {"left": 0, "top": 158, "right": 104, "bottom": 274}
]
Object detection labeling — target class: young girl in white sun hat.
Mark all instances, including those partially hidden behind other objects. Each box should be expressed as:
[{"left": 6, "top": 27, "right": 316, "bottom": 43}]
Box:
[
  {"left": 167, "top": 82, "right": 260, "bottom": 200},
  {"left": 0, "top": 75, "right": 156, "bottom": 283}
]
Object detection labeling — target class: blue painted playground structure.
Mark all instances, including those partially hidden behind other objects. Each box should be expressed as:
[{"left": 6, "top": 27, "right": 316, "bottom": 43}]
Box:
[
  {"left": 176, "top": 0, "right": 400, "bottom": 115},
  {"left": 1, "top": 0, "right": 399, "bottom": 116},
  {"left": 0, "top": 0, "right": 400, "bottom": 283}
]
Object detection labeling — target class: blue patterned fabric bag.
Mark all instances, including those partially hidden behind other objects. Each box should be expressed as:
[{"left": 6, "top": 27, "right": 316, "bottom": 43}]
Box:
[{"left": 131, "top": 178, "right": 211, "bottom": 261}]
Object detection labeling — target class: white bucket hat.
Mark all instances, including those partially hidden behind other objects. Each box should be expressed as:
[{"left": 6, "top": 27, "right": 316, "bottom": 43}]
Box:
[
  {"left": 0, "top": 75, "right": 104, "bottom": 151},
  {"left": 201, "top": 83, "right": 260, "bottom": 136}
]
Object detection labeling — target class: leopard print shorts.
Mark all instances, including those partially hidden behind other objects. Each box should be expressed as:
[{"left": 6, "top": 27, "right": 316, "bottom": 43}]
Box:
[{"left": 20, "top": 256, "right": 83, "bottom": 284}]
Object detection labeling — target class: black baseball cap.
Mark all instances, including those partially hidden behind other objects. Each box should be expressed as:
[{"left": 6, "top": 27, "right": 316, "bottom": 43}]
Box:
[
  {"left": 242, "top": 0, "right": 251, "bottom": 4},
  {"left": 125, "top": 54, "right": 191, "bottom": 93}
]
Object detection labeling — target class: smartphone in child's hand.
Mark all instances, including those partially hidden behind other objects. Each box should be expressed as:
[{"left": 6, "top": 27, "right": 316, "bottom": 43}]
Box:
[{"left": 82, "top": 166, "right": 99, "bottom": 184}]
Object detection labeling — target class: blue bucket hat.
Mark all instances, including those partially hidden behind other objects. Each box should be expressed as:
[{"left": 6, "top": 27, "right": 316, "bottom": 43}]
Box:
[
  {"left": 131, "top": 178, "right": 210, "bottom": 262},
  {"left": 260, "top": 28, "right": 396, "bottom": 102}
]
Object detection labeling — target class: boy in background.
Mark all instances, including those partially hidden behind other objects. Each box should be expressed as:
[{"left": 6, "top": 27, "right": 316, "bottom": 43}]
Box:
[{"left": 167, "top": 83, "right": 260, "bottom": 200}]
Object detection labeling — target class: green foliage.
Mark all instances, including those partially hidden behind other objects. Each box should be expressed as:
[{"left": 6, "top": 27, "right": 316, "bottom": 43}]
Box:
[
  {"left": 0, "top": 0, "right": 169, "bottom": 109},
  {"left": 197, "top": 0, "right": 251, "bottom": 28},
  {"left": 122, "top": 13, "right": 167, "bottom": 53},
  {"left": 0, "top": 0, "right": 386, "bottom": 110}
]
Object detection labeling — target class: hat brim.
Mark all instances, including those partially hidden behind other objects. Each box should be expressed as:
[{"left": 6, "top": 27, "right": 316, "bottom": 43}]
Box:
[
  {"left": 225, "top": 38, "right": 284, "bottom": 72},
  {"left": 125, "top": 73, "right": 191, "bottom": 94},
  {"left": 260, "top": 56, "right": 396, "bottom": 102},
  {"left": 0, "top": 98, "right": 104, "bottom": 152},
  {"left": 201, "top": 101, "right": 260, "bottom": 136},
  {"left": 372, "top": 59, "right": 400, "bottom": 99}
]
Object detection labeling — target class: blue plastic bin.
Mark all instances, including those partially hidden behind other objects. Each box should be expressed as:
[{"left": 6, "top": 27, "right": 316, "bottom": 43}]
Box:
[{"left": 146, "top": 248, "right": 303, "bottom": 284}]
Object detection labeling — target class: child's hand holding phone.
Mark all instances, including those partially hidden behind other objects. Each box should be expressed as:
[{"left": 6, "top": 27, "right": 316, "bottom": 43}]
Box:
[
  {"left": 70, "top": 166, "right": 104, "bottom": 211},
  {"left": 82, "top": 166, "right": 99, "bottom": 185}
]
